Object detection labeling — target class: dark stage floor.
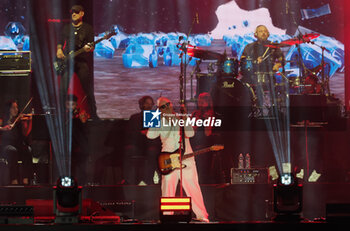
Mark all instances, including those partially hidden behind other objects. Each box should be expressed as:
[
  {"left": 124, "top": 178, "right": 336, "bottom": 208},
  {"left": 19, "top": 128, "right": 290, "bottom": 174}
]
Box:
[
  {"left": 0, "top": 221, "right": 347, "bottom": 231},
  {"left": 0, "top": 183, "right": 350, "bottom": 226}
]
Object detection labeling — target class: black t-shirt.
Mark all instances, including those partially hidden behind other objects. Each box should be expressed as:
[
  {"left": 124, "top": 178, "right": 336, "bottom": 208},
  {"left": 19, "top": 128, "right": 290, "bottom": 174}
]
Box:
[
  {"left": 0, "top": 119, "right": 25, "bottom": 148},
  {"left": 58, "top": 22, "right": 94, "bottom": 62},
  {"left": 241, "top": 40, "right": 284, "bottom": 73}
]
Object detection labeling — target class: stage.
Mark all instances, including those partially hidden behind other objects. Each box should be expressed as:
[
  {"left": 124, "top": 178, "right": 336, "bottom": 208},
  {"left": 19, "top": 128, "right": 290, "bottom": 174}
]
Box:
[
  {"left": 0, "top": 182, "right": 350, "bottom": 224},
  {"left": 0, "top": 185, "right": 349, "bottom": 230},
  {"left": 1, "top": 0, "right": 350, "bottom": 230},
  {"left": 0, "top": 221, "right": 346, "bottom": 231}
]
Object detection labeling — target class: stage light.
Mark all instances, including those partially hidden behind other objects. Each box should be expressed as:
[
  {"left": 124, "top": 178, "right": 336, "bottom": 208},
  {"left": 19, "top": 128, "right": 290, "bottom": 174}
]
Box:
[
  {"left": 60, "top": 176, "right": 73, "bottom": 187},
  {"left": 273, "top": 173, "right": 303, "bottom": 221},
  {"left": 159, "top": 197, "right": 192, "bottom": 223},
  {"left": 53, "top": 176, "right": 82, "bottom": 223},
  {"left": 281, "top": 173, "right": 292, "bottom": 185}
]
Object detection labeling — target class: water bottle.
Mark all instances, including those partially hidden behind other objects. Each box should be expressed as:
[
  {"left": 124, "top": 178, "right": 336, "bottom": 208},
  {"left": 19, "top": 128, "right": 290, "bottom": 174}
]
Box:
[
  {"left": 32, "top": 172, "right": 38, "bottom": 185},
  {"left": 245, "top": 153, "right": 251, "bottom": 169},
  {"left": 153, "top": 171, "right": 159, "bottom": 184},
  {"left": 238, "top": 153, "right": 244, "bottom": 169}
]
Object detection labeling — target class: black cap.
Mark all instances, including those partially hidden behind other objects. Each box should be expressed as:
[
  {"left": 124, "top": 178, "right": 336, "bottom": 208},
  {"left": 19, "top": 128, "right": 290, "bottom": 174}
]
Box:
[{"left": 70, "top": 5, "right": 84, "bottom": 13}]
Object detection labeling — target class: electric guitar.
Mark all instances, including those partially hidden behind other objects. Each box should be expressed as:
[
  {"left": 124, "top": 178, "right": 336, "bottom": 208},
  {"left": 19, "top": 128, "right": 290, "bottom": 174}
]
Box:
[
  {"left": 158, "top": 144, "right": 224, "bottom": 175},
  {"left": 54, "top": 30, "right": 116, "bottom": 74}
]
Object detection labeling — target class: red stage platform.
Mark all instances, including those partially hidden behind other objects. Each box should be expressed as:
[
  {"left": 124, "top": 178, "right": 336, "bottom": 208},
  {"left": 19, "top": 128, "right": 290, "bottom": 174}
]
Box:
[{"left": 0, "top": 183, "right": 349, "bottom": 225}]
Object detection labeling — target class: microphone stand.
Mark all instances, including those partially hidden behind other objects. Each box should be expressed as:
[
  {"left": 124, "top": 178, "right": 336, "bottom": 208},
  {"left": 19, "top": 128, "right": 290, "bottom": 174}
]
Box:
[
  {"left": 177, "top": 14, "right": 197, "bottom": 198},
  {"left": 311, "top": 42, "right": 330, "bottom": 95},
  {"left": 191, "top": 60, "right": 201, "bottom": 101},
  {"left": 288, "top": 4, "right": 310, "bottom": 94}
]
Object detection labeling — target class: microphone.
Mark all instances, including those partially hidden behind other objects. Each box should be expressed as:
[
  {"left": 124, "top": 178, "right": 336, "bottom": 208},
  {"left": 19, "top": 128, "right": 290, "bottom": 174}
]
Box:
[{"left": 195, "top": 13, "right": 199, "bottom": 24}]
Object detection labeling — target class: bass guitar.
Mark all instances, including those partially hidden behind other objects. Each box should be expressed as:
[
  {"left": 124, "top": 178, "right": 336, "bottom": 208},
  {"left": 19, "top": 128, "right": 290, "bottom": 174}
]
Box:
[
  {"left": 158, "top": 144, "right": 224, "bottom": 175},
  {"left": 54, "top": 30, "right": 116, "bottom": 74}
]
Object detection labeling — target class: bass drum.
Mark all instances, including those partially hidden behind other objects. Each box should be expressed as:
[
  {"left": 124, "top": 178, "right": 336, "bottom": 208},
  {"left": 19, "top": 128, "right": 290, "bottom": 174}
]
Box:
[{"left": 211, "top": 76, "right": 253, "bottom": 119}]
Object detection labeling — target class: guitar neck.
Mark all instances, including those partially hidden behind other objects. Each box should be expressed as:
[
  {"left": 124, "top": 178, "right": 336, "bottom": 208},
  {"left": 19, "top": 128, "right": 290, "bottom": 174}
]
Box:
[
  {"left": 183, "top": 147, "right": 212, "bottom": 160},
  {"left": 68, "top": 36, "right": 105, "bottom": 59}
]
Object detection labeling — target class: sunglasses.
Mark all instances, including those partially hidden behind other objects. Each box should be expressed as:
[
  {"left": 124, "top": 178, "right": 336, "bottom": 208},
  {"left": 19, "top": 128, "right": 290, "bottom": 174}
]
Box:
[
  {"left": 71, "top": 9, "right": 81, "bottom": 14},
  {"left": 159, "top": 102, "right": 170, "bottom": 110}
]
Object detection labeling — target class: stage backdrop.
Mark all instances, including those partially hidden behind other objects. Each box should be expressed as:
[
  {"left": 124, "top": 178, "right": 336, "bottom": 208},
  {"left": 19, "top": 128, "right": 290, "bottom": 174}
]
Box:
[
  {"left": 0, "top": 0, "right": 346, "bottom": 118},
  {"left": 92, "top": 0, "right": 345, "bottom": 118}
]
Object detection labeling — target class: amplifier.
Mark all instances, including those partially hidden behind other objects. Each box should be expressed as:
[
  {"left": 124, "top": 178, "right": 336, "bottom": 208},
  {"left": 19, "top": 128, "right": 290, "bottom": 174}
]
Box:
[
  {"left": 0, "top": 205, "right": 34, "bottom": 224},
  {"left": 230, "top": 168, "right": 268, "bottom": 184},
  {"left": 289, "top": 94, "right": 327, "bottom": 122},
  {"left": 0, "top": 51, "right": 31, "bottom": 73}
]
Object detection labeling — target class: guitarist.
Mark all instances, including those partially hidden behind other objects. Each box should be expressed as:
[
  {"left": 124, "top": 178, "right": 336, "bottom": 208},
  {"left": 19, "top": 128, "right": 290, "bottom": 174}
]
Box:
[
  {"left": 56, "top": 5, "right": 98, "bottom": 120},
  {"left": 190, "top": 92, "right": 217, "bottom": 184},
  {"left": 146, "top": 97, "right": 209, "bottom": 222}
]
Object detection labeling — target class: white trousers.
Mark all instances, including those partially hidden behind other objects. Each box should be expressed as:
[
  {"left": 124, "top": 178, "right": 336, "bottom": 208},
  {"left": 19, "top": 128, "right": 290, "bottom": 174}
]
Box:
[{"left": 161, "top": 157, "right": 208, "bottom": 219}]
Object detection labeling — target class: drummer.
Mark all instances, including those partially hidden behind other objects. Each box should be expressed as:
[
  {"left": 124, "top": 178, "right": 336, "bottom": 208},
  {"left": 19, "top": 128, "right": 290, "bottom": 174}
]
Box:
[
  {"left": 240, "top": 25, "right": 284, "bottom": 85},
  {"left": 240, "top": 25, "right": 285, "bottom": 115}
]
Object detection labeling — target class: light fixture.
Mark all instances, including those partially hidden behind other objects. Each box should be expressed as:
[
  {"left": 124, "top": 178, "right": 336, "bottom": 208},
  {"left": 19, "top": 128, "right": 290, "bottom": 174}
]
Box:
[
  {"left": 60, "top": 176, "right": 73, "bottom": 187},
  {"left": 53, "top": 176, "right": 82, "bottom": 223},
  {"left": 159, "top": 197, "right": 192, "bottom": 223},
  {"left": 281, "top": 173, "right": 293, "bottom": 186},
  {"left": 273, "top": 173, "right": 303, "bottom": 221}
]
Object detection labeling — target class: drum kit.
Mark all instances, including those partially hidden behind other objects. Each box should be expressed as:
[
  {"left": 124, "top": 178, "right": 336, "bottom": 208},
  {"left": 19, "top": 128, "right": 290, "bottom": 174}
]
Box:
[{"left": 186, "top": 32, "right": 326, "bottom": 110}]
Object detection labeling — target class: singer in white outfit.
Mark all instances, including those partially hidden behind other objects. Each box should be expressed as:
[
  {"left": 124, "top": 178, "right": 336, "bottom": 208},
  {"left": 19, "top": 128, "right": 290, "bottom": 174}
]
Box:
[{"left": 147, "top": 97, "right": 209, "bottom": 222}]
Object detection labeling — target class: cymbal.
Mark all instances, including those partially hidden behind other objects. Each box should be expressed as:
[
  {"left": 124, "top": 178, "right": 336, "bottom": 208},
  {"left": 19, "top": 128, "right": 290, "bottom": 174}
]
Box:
[
  {"left": 280, "top": 33, "right": 320, "bottom": 46},
  {"left": 187, "top": 48, "right": 224, "bottom": 60},
  {"left": 309, "top": 63, "right": 325, "bottom": 73},
  {"left": 264, "top": 42, "right": 291, "bottom": 48}
]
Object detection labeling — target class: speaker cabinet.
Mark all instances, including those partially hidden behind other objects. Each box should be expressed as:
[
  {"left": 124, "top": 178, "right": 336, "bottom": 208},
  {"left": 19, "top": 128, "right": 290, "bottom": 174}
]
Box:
[
  {"left": 289, "top": 94, "right": 327, "bottom": 123},
  {"left": 0, "top": 73, "right": 31, "bottom": 115}
]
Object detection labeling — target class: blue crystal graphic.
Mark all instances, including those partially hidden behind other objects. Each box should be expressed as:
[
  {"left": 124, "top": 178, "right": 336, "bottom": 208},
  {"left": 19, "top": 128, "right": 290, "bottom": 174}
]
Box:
[
  {"left": 191, "top": 34, "right": 212, "bottom": 46},
  {"left": 119, "top": 36, "right": 131, "bottom": 49},
  {"left": 4, "top": 22, "right": 26, "bottom": 46},
  {"left": 110, "top": 35, "right": 121, "bottom": 49},
  {"left": 149, "top": 47, "right": 158, "bottom": 68},
  {"left": 92, "top": 23, "right": 344, "bottom": 72},
  {"left": 122, "top": 41, "right": 155, "bottom": 68},
  {"left": 224, "top": 33, "right": 256, "bottom": 58},
  {"left": 311, "top": 36, "right": 344, "bottom": 72},
  {"left": 22, "top": 35, "right": 30, "bottom": 51},
  {"left": 301, "top": 4, "right": 331, "bottom": 20},
  {"left": 285, "top": 43, "right": 341, "bottom": 78},
  {"left": 94, "top": 38, "right": 115, "bottom": 59},
  {"left": 284, "top": 26, "right": 344, "bottom": 78},
  {"left": 243, "top": 20, "right": 249, "bottom": 27},
  {"left": 163, "top": 47, "right": 172, "bottom": 66},
  {"left": 0, "top": 36, "right": 18, "bottom": 50},
  {"left": 135, "top": 33, "right": 155, "bottom": 45}
]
